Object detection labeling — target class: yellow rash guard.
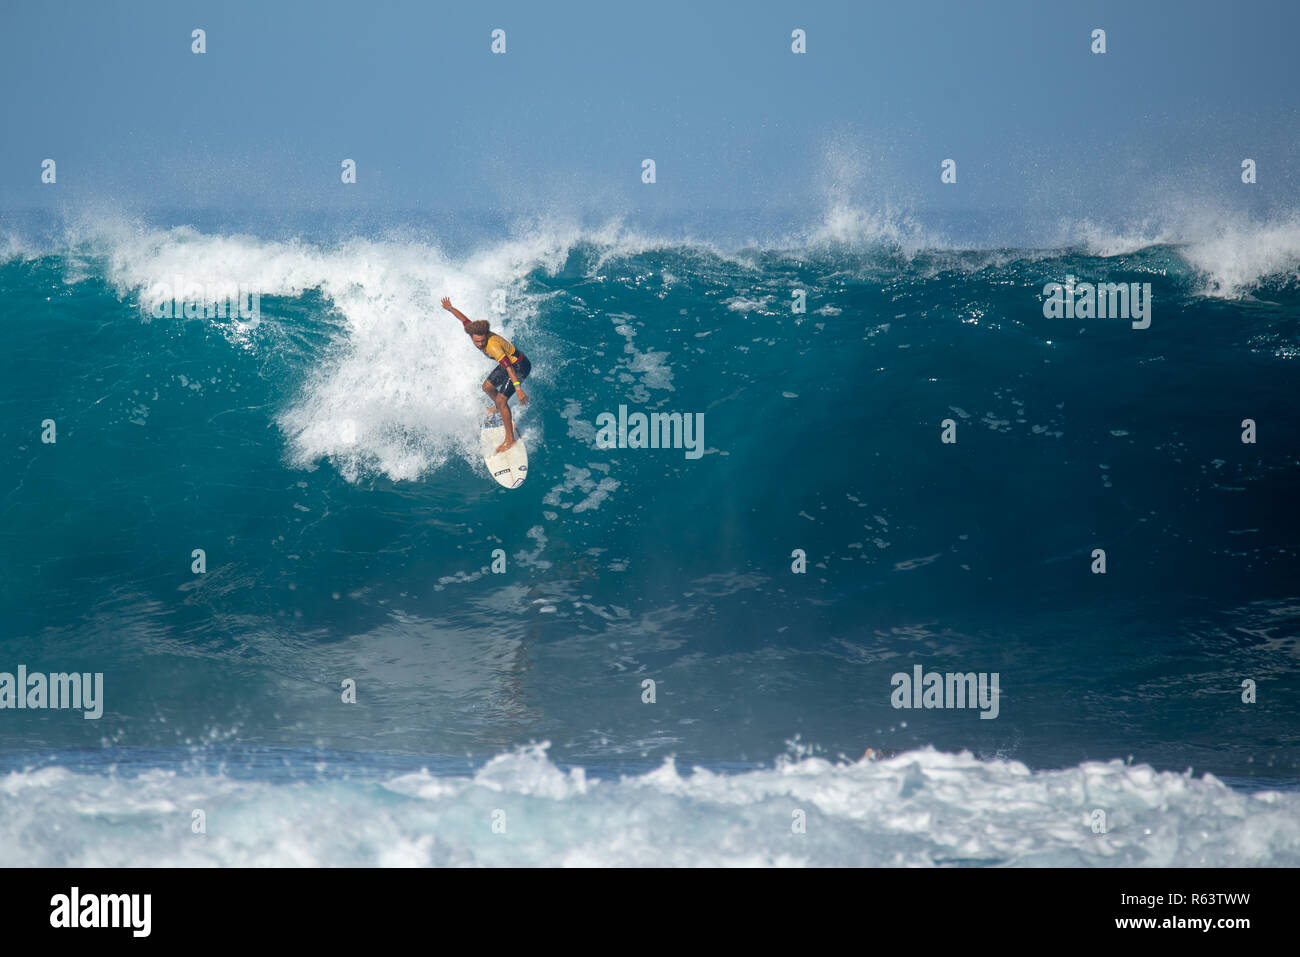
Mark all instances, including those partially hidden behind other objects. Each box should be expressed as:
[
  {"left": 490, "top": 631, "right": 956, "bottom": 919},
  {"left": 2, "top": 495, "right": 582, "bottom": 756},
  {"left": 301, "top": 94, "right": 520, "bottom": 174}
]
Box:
[
  {"left": 478, "top": 329, "right": 531, "bottom": 398},
  {"left": 483, "top": 334, "right": 519, "bottom": 368}
]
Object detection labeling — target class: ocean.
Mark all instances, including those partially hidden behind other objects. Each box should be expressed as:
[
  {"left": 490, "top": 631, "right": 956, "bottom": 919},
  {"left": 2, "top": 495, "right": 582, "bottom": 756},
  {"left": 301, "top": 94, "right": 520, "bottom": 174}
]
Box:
[{"left": 1, "top": 209, "right": 1298, "bottom": 865}]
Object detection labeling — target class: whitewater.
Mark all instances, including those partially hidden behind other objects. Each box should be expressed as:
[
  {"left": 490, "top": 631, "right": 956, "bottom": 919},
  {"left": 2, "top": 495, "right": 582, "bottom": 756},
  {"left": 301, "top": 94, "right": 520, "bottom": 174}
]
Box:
[{"left": 3, "top": 745, "right": 1298, "bottom": 867}]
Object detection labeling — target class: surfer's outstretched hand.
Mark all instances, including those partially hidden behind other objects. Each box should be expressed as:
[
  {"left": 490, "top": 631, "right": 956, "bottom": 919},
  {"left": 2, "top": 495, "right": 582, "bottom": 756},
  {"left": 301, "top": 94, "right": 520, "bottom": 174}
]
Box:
[
  {"left": 516, "top": 388, "right": 529, "bottom": 405},
  {"left": 440, "top": 297, "right": 453, "bottom": 311}
]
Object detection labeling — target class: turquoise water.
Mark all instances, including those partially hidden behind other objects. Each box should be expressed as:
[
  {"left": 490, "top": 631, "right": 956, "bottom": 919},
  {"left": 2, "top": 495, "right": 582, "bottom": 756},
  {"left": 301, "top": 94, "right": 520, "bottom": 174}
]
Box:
[{"left": 1, "top": 214, "right": 1298, "bottom": 864}]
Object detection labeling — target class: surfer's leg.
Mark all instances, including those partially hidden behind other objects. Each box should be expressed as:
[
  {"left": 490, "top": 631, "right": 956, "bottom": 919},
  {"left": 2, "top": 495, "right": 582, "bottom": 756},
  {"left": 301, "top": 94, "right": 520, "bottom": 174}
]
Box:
[{"left": 483, "top": 380, "right": 516, "bottom": 453}]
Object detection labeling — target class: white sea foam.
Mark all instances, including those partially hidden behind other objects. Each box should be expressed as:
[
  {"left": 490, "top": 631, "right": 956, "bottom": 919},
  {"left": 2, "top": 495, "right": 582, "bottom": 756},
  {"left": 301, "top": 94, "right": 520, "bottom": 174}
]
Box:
[
  {"left": 89, "top": 220, "right": 582, "bottom": 482},
  {"left": 0, "top": 232, "right": 23, "bottom": 262},
  {"left": 1068, "top": 213, "right": 1300, "bottom": 298},
  {"left": 1177, "top": 218, "right": 1300, "bottom": 298},
  {"left": 804, "top": 201, "right": 939, "bottom": 254},
  {"left": 2, "top": 744, "right": 1296, "bottom": 867}
]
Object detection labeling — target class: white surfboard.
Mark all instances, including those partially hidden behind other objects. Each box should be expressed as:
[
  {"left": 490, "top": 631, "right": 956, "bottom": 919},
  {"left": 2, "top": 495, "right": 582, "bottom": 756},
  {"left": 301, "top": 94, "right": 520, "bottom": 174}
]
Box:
[{"left": 481, "top": 410, "right": 528, "bottom": 488}]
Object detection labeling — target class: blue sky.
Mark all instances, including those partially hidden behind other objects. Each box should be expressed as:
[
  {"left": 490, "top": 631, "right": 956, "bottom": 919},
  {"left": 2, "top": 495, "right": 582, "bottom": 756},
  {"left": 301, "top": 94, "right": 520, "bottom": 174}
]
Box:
[{"left": 2, "top": 0, "right": 1297, "bottom": 238}]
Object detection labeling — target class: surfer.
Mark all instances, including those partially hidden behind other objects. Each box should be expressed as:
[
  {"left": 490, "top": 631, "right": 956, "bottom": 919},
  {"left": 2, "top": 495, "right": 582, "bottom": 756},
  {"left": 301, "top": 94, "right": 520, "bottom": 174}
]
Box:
[{"left": 441, "top": 297, "right": 530, "bottom": 453}]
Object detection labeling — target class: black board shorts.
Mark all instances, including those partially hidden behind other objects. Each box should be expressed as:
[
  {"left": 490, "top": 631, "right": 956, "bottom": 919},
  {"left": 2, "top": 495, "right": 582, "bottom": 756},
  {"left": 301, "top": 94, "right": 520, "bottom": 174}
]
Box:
[{"left": 487, "top": 353, "right": 530, "bottom": 398}]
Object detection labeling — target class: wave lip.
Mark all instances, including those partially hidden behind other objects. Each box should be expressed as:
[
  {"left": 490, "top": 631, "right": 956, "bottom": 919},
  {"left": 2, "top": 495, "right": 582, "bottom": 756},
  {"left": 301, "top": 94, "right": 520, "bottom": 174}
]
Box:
[
  {"left": 3, "top": 745, "right": 1297, "bottom": 867},
  {"left": 1067, "top": 214, "right": 1300, "bottom": 299}
]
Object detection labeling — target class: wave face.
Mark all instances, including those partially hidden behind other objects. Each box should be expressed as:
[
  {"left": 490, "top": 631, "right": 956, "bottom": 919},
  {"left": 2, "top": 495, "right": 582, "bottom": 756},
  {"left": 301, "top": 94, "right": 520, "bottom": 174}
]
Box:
[{"left": 2, "top": 217, "right": 1299, "bottom": 865}]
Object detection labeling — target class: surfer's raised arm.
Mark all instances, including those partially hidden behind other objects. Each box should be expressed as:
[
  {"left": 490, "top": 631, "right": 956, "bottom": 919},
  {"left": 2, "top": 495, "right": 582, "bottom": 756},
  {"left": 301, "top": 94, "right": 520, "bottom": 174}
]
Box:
[{"left": 440, "top": 297, "right": 472, "bottom": 330}]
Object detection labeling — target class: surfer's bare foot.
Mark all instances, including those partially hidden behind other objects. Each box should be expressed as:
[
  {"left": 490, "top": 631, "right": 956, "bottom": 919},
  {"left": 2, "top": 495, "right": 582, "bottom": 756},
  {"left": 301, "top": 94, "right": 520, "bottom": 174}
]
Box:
[{"left": 495, "top": 437, "right": 515, "bottom": 454}]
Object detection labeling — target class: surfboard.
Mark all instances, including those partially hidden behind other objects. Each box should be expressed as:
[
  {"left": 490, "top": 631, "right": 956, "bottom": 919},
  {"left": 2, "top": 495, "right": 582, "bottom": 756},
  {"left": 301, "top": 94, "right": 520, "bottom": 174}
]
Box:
[{"left": 481, "top": 409, "right": 528, "bottom": 488}]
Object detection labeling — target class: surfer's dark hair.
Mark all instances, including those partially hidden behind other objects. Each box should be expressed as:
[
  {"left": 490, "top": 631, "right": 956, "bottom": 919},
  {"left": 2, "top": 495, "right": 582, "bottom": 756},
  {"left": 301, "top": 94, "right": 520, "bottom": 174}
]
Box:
[{"left": 467, "top": 320, "right": 490, "bottom": 336}]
